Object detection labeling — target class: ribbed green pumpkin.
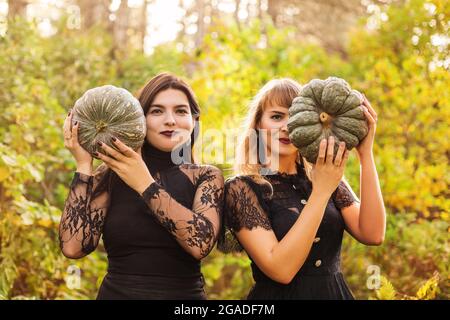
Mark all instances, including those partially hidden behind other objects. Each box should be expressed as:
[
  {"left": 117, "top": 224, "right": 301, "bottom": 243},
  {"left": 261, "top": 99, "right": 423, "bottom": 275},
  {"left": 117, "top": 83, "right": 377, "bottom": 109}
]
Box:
[
  {"left": 72, "top": 85, "right": 146, "bottom": 156},
  {"left": 287, "top": 77, "right": 368, "bottom": 163}
]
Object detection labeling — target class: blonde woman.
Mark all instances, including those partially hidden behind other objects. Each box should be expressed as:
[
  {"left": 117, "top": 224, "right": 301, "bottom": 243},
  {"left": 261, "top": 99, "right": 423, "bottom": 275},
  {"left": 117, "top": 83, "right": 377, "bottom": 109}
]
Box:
[{"left": 218, "top": 78, "right": 386, "bottom": 299}]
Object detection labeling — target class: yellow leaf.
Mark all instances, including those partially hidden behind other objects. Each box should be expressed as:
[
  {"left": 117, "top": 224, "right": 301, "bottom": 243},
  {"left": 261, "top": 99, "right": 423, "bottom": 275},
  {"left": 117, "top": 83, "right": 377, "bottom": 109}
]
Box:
[
  {"left": 376, "top": 276, "right": 397, "bottom": 300},
  {"left": 0, "top": 166, "right": 9, "bottom": 181},
  {"left": 416, "top": 273, "right": 440, "bottom": 300}
]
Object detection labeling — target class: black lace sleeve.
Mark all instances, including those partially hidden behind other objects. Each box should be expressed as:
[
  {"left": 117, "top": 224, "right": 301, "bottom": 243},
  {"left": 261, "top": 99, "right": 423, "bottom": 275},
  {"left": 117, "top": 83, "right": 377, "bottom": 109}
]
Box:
[
  {"left": 217, "top": 176, "right": 272, "bottom": 253},
  {"left": 141, "top": 165, "right": 224, "bottom": 259},
  {"left": 333, "top": 180, "right": 359, "bottom": 210},
  {"left": 59, "top": 164, "right": 110, "bottom": 258}
]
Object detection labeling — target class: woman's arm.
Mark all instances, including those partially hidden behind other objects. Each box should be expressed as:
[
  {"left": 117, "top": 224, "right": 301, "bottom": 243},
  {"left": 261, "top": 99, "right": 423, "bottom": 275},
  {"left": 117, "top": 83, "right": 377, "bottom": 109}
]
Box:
[
  {"left": 141, "top": 165, "right": 224, "bottom": 260},
  {"left": 341, "top": 95, "right": 386, "bottom": 245},
  {"left": 340, "top": 154, "right": 386, "bottom": 245},
  {"left": 59, "top": 164, "right": 110, "bottom": 259}
]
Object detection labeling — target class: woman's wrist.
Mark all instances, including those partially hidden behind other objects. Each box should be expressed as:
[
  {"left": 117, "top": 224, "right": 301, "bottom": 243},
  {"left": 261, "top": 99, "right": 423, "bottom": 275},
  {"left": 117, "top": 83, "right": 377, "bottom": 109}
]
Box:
[
  {"left": 76, "top": 162, "right": 93, "bottom": 176},
  {"left": 137, "top": 175, "right": 156, "bottom": 196},
  {"left": 310, "top": 187, "right": 333, "bottom": 203},
  {"left": 359, "top": 151, "right": 374, "bottom": 166}
]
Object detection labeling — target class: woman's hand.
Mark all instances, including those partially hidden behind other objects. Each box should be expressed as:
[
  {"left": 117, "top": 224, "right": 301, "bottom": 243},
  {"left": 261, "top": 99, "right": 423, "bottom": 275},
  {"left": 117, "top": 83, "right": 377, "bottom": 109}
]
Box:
[
  {"left": 95, "top": 138, "right": 154, "bottom": 195},
  {"left": 356, "top": 95, "right": 377, "bottom": 160},
  {"left": 311, "top": 136, "right": 349, "bottom": 196},
  {"left": 63, "top": 109, "right": 93, "bottom": 167}
]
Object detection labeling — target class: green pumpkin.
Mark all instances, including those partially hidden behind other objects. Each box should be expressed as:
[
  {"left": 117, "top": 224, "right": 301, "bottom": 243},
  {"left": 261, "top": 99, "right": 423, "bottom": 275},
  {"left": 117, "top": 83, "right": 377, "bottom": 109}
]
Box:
[
  {"left": 287, "top": 77, "right": 368, "bottom": 163},
  {"left": 72, "top": 85, "right": 146, "bottom": 157}
]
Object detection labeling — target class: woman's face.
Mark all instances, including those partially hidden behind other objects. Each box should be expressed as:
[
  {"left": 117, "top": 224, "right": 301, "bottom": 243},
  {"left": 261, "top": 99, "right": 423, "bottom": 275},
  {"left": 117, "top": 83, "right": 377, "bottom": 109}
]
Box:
[
  {"left": 145, "top": 88, "right": 195, "bottom": 152},
  {"left": 258, "top": 104, "right": 298, "bottom": 160}
]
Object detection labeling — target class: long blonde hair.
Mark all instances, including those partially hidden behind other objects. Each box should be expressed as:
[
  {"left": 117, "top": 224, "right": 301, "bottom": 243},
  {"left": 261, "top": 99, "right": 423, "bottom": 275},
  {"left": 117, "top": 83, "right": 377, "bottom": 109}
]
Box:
[{"left": 234, "top": 78, "right": 313, "bottom": 182}]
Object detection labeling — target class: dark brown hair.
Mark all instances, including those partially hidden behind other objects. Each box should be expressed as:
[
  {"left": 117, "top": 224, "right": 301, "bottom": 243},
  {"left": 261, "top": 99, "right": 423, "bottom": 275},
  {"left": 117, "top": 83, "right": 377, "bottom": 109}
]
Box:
[
  {"left": 137, "top": 72, "right": 201, "bottom": 161},
  {"left": 137, "top": 72, "right": 200, "bottom": 119},
  {"left": 93, "top": 72, "right": 201, "bottom": 196}
]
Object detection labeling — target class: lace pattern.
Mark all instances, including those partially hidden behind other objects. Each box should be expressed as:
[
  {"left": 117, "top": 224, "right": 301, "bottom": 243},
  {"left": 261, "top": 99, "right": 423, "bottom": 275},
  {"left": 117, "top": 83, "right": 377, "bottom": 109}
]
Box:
[
  {"left": 141, "top": 164, "right": 224, "bottom": 259},
  {"left": 59, "top": 164, "right": 110, "bottom": 256}
]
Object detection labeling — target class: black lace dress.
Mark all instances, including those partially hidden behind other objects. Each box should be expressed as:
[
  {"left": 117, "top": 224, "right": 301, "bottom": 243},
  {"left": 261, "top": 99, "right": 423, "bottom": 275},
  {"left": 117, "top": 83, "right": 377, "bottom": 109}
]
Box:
[
  {"left": 220, "top": 161, "right": 358, "bottom": 300},
  {"left": 59, "top": 142, "right": 224, "bottom": 299}
]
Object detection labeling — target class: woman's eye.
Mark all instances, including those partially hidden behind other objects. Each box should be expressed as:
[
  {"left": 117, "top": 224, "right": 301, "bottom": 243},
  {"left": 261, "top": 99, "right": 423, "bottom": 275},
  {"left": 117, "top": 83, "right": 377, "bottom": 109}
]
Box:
[
  {"left": 150, "top": 109, "right": 162, "bottom": 114},
  {"left": 271, "top": 114, "right": 283, "bottom": 120},
  {"left": 177, "top": 109, "right": 189, "bottom": 114}
]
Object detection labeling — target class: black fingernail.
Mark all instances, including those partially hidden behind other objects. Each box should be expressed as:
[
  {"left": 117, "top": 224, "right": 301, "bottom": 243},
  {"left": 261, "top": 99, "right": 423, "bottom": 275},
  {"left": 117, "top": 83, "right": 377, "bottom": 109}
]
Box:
[
  {"left": 68, "top": 110, "right": 71, "bottom": 116},
  {"left": 74, "top": 121, "right": 78, "bottom": 125},
  {"left": 112, "top": 137, "right": 117, "bottom": 142},
  {"left": 97, "top": 141, "right": 102, "bottom": 146},
  {"left": 93, "top": 151, "right": 99, "bottom": 156}
]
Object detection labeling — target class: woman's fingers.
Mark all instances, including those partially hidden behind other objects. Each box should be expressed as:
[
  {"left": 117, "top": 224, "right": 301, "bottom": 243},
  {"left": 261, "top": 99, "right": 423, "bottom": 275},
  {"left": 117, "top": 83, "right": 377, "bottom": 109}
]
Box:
[
  {"left": 98, "top": 141, "right": 126, "bottom": 162},
  {"left": 334, "top": 141, "right": 346, "bottom": 166},
  {"left": 316, "top": 138, "right": 327, "bottom": 165},
  {"left": 112, "top": 137, "right": 135, "bottom": 158},
  {"left": 63, "top": 109, "right": 75, "bottom": 149},
  {"left": 95, "top": 150, "right": 120, "bottom": 169},
  {"left": 362, "top": 95, "right": 377, "bottom": 121},
  {"left": 71, "top": 120, "right": 79, "bottom": 144},
  {"left": 340, "top": 150, "right": 350, "bottom": 168},
  {"left": 63, "top": 109, "right": 72, "bottom": 139},
  {"left": 362, "top": 106, "right": 376, "bottom": 126},
  {"left": 326, "top": 136, "right": 335, "bottom": 165}
]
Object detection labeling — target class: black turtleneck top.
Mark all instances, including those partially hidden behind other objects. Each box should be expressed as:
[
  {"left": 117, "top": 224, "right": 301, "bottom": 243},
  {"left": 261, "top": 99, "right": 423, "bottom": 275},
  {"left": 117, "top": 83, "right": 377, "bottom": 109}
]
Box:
[{"left": 59, "top": 142, "right": 224, "bottom": 299}]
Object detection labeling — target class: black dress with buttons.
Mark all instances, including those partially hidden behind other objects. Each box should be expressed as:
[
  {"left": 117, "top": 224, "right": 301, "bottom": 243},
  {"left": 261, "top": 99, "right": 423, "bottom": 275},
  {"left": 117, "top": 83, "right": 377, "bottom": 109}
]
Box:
[{"left": 220, "top": 161, "right": 358, "bottom": 300}]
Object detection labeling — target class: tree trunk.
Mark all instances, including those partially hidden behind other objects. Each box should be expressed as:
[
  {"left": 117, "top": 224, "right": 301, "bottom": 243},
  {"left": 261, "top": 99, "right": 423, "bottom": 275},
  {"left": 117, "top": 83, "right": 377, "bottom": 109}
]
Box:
[
  {"left": 139, "top": 0, "right": 149, "bottom": 52},
  {"left": 7, "top": 0, "right": 27, "bottom": 20},
  {"left": 267, "top": 0, "right": 279, "bottom": 26},
  {"left": 194, "top": 0, "right": 206, "bottom": 48},
  {"left": 257, "top": 0, "right": 262, "bottom": 21},
  {"left": 113, "top": 0, "right": 129, "bottom": 55},
  {"left": 78, "top": 0, "right": 95, "bottom": 29},
  {"left": 234, "top": 0, "right": 241, "bottom": 29},
  {"left": 78, "top": 0, "right": 110, "bottom": 30}
]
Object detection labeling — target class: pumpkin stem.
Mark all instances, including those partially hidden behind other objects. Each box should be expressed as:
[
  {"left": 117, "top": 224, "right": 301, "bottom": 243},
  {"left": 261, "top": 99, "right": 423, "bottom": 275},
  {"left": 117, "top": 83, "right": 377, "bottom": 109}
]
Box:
[
  {"left": 319, "top": 112, "right": 332, "bottom": 126},
  {"left": 95, "top": 121, "right": 108, "bottom": 133}
]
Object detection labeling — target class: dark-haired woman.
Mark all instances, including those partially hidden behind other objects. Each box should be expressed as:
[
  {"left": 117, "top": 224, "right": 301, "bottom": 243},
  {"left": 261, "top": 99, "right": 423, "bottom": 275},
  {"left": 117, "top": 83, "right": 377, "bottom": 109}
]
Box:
[{"left": 60, "top": 73, "right": 224, "bottom": 299}]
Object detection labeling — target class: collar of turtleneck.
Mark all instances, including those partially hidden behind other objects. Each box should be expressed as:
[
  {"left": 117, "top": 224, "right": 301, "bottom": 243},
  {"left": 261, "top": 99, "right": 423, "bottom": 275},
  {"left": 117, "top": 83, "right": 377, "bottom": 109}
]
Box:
[{"left": 142, "top": 141, "right": 192, "bottom": 172}]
